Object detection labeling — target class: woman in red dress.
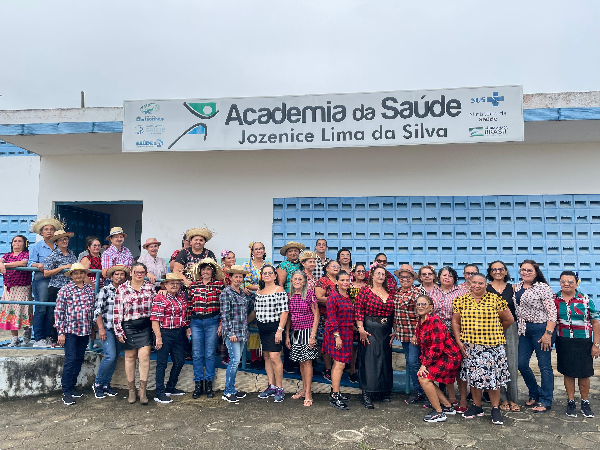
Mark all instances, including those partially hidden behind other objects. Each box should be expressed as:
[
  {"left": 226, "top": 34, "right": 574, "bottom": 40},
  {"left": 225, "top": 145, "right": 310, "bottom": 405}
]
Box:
[
  {"left": 414, "top": 294, "right": 462, "bottom": 423},
  {"left": 315, "top": 260, "right": 340, "bottom": 381},
  {"left": 322, "top": 270, "right": 353, "bottom": 410},
  {"left": 80, "top": 236, "right": 103, "bottom": 285}
]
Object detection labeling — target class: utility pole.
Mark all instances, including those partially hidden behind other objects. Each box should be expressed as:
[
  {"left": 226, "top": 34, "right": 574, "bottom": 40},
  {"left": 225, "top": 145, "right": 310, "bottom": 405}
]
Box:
[{"left": 81, "top": 91, "right": 85, "bottom": 108}]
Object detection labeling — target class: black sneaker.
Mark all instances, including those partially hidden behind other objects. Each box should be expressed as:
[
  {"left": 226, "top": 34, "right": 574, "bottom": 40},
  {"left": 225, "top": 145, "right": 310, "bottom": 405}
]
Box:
[
  {"left": 442, "top": 405, "right": 456, "bottom": 415},
  {"left": 71, "top": 390, "right": 84, "bottom": 398},
  {"left": 566, "top": 400, "right": 577, "bottom": 417},
  {"left": 165, "top": 387, "right": 185, "bottom": 396},
  {"left": 331, "top": 389, "right": 349, "bottom": 402},
  {"left": 330, "top": 392, "right": 349, "bottom": 410},
  {"left": 581, "top": 400, "right": 595, "bottom": 418},
  {"left": 222, "top": 393, "right": 239, "bottom": 403},
  {"left": 463, "top": 405, "right": 484, "bottom": 419},
  {"left": 154, "top": 393, "right": 173, "bottom": 404},
  {"left": 235, "top": 391, "right": 247, "bottom": 399},
  {"left": 423, "top": 410, "right": 447, "bottom": 423},
  {"left": 103, "top": 385, "right": 118, "bottom": 397},
  {"left": 349, "top": 373, "right": 358, "bottom": 384},
  {"left": 491, "top": 407, "right": 503, "bottom": 425},
  {"left": 405, "top": 392, "right": 427, "bottom": 405},
  {"left": 93, "top": 384, "right": 105, "bottom": 399},
  {"left": 62, "top": 394, "right": 76, "bottom": 406}
]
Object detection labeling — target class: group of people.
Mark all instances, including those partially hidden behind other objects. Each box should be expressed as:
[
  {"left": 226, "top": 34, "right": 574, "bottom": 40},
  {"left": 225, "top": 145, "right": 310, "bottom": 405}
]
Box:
[{"left": 0, "top": 220, "right": 598, "bottom": 426}]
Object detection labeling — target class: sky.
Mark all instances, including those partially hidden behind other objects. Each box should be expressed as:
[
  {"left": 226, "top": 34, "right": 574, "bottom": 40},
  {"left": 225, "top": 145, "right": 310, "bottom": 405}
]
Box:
[{"left": 1, "top": 0, "right": 598, "bottom": 110}]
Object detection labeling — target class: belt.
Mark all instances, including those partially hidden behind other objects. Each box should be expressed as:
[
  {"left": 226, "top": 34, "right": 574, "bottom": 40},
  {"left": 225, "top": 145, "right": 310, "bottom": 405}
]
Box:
[{"left": 365, "top": 315, "right": 392, "bottom": 324}]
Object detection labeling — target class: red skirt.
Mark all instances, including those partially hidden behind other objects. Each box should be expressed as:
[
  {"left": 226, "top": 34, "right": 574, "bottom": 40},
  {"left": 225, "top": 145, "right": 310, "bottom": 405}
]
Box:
[{"left": 322, "top": 325, "right": 353, "bottom": 363}]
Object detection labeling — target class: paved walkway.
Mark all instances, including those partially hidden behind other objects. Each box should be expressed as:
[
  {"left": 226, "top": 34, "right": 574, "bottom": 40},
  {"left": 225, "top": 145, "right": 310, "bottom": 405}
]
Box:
[{"left": 1, "top": 374, "right": 599, "bottom": 450}]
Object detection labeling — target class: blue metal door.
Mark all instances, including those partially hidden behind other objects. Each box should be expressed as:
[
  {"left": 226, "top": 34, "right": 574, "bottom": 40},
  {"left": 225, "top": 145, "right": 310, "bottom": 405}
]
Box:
[{"left": 56, "top": 205, "right": 110, "bottom": 257}]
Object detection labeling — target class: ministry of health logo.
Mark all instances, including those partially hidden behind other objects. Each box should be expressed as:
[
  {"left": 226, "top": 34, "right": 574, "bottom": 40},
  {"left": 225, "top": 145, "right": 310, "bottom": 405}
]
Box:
[{"left": 168, "top": 102, "right": 219, "bottom": 149}]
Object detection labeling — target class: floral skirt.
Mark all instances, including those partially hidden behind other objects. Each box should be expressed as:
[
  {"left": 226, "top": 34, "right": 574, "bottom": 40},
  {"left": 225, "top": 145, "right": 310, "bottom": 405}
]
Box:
[
  {"left": 0, "top": 285, "right": 33, "bottom": 330},
  {"left": 459, "top": 343, "right": 510, "bottom": 390}
]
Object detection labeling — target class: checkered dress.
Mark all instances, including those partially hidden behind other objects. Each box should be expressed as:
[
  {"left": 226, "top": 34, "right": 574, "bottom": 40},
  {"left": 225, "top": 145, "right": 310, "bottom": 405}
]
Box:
[
  {"left": 452, "top": 292, "right": 509, "bottom": 346},
  {"left": 254, "top": 291, "right": 289, "bottom": 323},
  {"left": 322, "top": 290, "right": 354, "bottom": 363},
  {"left": 414, "top": 314, "right": 461, "bottom": 384}
]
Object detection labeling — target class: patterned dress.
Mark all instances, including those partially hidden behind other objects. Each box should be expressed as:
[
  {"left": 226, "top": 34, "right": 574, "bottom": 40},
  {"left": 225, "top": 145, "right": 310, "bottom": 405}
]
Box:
[
  {"left": 277, "top": 260, "right": 302, "bottom": 293},
  {"left": 0, "top": 251, "right": 32, "bottom": 330},
  {"left": 82, "top": 253, "right": 102, "bottom": 284},
  {"left": 414, "top": 314, "right": 461, "bottom": 384},
  {"left": 322, "top": 290, "right": 354, "bottom": 363}
]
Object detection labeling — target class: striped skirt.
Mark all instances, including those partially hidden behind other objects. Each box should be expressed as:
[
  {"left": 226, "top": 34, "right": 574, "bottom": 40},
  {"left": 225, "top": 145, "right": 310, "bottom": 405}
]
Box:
[{"left": 290, "top": 328, "right": 319, "bottom": 362}]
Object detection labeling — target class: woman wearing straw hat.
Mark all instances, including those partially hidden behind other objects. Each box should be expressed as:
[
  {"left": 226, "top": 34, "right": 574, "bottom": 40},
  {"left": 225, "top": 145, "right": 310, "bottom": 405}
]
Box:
[
  {"left": 138, "top": 238, "right": 168, "bottom": 287},
  {"left": 114, "top": 261, "right": 156, "bottom": 405},
  {"left": 151, "top": 273, "right": 190, "bottom": 404},
  {"left": 173, "top": 227, "right": 216, "bottom": 287},
  {"left": 220, "top": 265, "right": 252, "bottom": 403},
  {"left": 54, "top": 263, "right": 96, "bottom": 406},
  {"left": 187, "top": 258, "right": 224, "bottom": 399},
  {"left": 101, "top": 227, "right": 134, "bottom": 280},
  {"left": 43, "top": 229, "right": 78, "bottom": 347},
  {"left": 299, "top": 251, "right": 318, "bottom": 291},
  {"left": 28, "top": 217, "right": 63, "bottom": 348}
]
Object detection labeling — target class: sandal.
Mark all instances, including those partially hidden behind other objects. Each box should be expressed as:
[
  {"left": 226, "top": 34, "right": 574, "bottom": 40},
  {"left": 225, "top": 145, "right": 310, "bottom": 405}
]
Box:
[
  {"left": 509, "top": 402, "right": 521, "bottom": 412},
  {"left": 303, "top": 398, "right": 313, "bottom": 407},
  {"left": 499, "top": 401, "right": 511, "bottom": 411},
  {"left": 292, "top": 392, "right": 305, "bottom": 400},
  {"left": 532, "top": 403, "right": 550, "bottom": 413},
  {"left": 525, "top": 398, "right": 538, "bottom": 407}
]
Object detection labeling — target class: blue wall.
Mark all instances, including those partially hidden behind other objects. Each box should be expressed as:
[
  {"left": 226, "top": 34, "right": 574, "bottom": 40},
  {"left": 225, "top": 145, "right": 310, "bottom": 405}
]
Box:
[{"left": 0, "top": 215, "right": 38, "bottom": 296}]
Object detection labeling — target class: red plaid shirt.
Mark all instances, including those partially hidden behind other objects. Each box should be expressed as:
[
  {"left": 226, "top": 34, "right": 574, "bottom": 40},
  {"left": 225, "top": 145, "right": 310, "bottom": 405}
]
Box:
[
  {"left": 414, "top": 313, "right": 461, "bottom": 382},
  {"left": 54, "top": 281, "right": 96, "bottom": 336},
  {"left": 394, "top": 285, "right": 426, "bottom": 341},
  {"left": 151, "top": 292, "right": 189, "bottom": 329},
  {"left": 113, "top": 281, "right": 155, "bottom": 337},
  {"left": 355, "top": 286, "right": 395, "bottom": 322},
  {"left": 187, "top": 279, "right": 224, "bottom": 319}
]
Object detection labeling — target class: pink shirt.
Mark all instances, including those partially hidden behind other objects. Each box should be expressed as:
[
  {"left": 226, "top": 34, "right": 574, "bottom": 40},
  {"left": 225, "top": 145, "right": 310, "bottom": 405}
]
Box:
[{"left": 288, "top": 290, "right": 317, "bottom": 330}]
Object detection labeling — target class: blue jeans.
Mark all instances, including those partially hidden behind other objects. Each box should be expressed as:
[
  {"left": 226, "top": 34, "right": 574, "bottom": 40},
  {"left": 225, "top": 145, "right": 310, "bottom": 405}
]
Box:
[
  {"left": 224, "top": 337, "right": 244, "bottom": 395},
  {"left": 155, "top": 328, "right": 186, "bottom": 395},
  {"left": 190, "top": 315, "right": 220, "bottom": 382},
  {"left": 62, "top": 334, "right": 89, "bottom": 395},
  {"left": 402, "top": 341, "right": 423, "bottom": 394},
  {"left": 95, "top": 329, "right": 121, "bottom": 386},
  {"left": 32, "top": 276, "right": 53, "bottom": 341},
  {"left": 518, "top": 322, "right": 555, "bottom": 407}
]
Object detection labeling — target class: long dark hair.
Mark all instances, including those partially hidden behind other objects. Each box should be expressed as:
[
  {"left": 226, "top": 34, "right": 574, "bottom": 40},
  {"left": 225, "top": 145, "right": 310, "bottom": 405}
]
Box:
[
  {"left": 85, "top": 236, "right": 100, "bottom": 252},
  {"left": 487, "top": 260, "right": 510, "bottom": 282},
  {"left": 519, "top": 259, "right": 548, "bottom": 285},
  {"left": 367, "top": 266, "right": 390, "bottom": 293},
  {"left": 10, "top": 235, "right": 29, "bottom": 253},
  {"left": 335, "top": 270, "right": 351, "bottom": 295},
  {"left": 258, "top": 264, "right": 279, "bottom": 290}
]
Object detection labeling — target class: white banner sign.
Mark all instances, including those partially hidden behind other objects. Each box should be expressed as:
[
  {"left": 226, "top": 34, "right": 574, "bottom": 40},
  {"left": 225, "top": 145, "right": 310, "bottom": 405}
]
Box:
[{"left": 123, "top": 85, "right": 523, "bottom": 152}]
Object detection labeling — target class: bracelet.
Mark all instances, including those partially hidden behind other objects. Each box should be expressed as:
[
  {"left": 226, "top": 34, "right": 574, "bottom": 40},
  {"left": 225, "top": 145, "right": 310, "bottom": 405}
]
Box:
[
  {"left": 357, "top": 325, "right": 364, "bottom": 329},
  {"left": 277, "top": 327, "right": 284, "bottom": 332},
  {"left": 310, "top": 336, "right": 317, "bottom": 339}
]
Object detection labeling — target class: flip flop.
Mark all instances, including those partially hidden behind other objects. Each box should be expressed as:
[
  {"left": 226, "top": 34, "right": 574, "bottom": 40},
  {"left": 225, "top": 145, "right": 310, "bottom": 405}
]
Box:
[
  {"left": 525, "top": 398, "right": 538, "bottom": 407},
  {"left": 292, "top": 392, "right": 305, "bottom": 400},
  {"left": 499, "top": 401, "right": 511, "bottom": 411},
  {"left": 509, "top": 402, "right": 521, "bottom": 412},
  {"left": 303, "top": 398, "right": 313, "bottom": 407},
  {"left": 532, "top": 403, "right": 551, "bottom": 413}
]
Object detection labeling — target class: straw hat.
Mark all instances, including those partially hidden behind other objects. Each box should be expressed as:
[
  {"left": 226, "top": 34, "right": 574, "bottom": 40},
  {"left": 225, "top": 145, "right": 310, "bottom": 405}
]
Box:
[
  {"left": 31, "top": 217, "right": 64, "bottom": 235},
  {"left": 49, "top": 229, "right": 74, "bottom": 243},
  {"left": 162, "top": 273, "right": 183, "bottom": 283},
  {"left": 299, "top": 250, "right": 317, "bottom": 262},
  {"left": 142, "top": 237, "right": 162, "bottom": 249},
  {"left": 106, "top": 227, "right": 127, "bottom": 241},
  {"left": 186, "top": 227, "right": 213, "bottom": 242},
  {"left": 106, "top": 264, "right": 130, "bottom": 278},
  {"left": 190, "top": 257, "right": 224, "bottom": 281},
  {"left": 65, "top": 263, "right": 89, "bottom": 277},
  {"left": 394, "top": 264, "right": 417, "bottom": 278},
  {"left": 279, "top": 241, "right": 306, "bottom": 256},
  {"left": 224, "top": 265, "right": 249, "bottom": 275}
]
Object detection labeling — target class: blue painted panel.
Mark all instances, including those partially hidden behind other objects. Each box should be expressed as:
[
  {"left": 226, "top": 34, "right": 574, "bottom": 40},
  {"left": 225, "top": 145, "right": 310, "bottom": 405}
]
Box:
[{"left": 0, "top": 215, "right": 37, "bottom": 295}]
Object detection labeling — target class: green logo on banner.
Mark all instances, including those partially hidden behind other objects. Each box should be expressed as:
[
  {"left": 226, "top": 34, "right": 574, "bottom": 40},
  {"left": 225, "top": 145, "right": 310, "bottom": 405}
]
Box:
[{"left": 185, "top": 102, "right": 219, "bottom": 119}]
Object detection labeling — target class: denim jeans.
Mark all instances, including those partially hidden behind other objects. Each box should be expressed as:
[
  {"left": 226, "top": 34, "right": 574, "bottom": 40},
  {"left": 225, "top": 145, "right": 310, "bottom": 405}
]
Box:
[
  {"left": 32, "top": 276, "right": 53, "bottom": 341},
  {"left": 62, "top": 334, "right": 89, "bottom": 395},
  {"left": 224, "top": 337, "right": 245, "bottom": 395},
  {"left": 518, "top": 322, "right": 555, "bottom": 407},
  {"left": 95, "top": 329, "right": 122, "bottom": 386},
  {"left": 155, "top": 328, "right": 186, "bottom": 395},
  {"left": 190, "top": 315, "right": 220, "bottom": 382},
  {"left": 401, "top": 341, "right": 423, "bottom": 394}
]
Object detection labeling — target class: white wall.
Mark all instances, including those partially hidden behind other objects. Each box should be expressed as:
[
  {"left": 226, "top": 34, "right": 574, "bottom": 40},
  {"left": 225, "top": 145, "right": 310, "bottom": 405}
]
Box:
[
  {"left": 36, "top": 141, "right": 600, "bottom": 260},
  {"left": 0, "top": 155, "right": 40, "bottom": 215}
]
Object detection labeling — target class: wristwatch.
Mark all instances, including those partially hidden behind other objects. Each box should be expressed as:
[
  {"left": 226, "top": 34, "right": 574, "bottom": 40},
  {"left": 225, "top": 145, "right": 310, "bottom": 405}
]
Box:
[
  {"left": 333, "top": 332, "right": 340, "bottom": 337},
  {"left": 545, "top": 330, "right": 553, "bottom": 335},
  {"left": 594, "top": 343, "right": 600, "bottom": 348}
]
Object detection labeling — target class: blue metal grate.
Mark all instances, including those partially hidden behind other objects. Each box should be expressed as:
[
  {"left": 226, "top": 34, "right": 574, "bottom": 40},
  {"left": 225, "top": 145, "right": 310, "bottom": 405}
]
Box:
[
  {"left": 273, "top": 195, "right": 600, "bottom": 305},
  {"left": 0, "top": 215, "right": 38, "bottom": 296},
  {"left": 0, "top": 140, "right": 34, "bottom": 156}
]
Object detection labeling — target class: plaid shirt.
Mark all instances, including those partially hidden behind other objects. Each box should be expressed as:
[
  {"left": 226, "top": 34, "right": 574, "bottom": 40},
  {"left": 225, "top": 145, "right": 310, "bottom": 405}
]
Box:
[
  {"left": 187, "top": 279, "right": 224, "bottom": 319},
  {"left": 44, "top": 248, "right": 77, "bottom": 288},
  {"left": 452, "top": 292, "right": 509, "bottom": 346},
  {"left": 415, "top": 313, "right": 462, "bottom": 382},
  {"left": 113, "top": 281, "right": 155, "bottom": 337},
  {"left": 354, "top": 286, "right": 395, "bottom": 322},
  {"left": 365, "top": 269, "right": 398, "bottom": 290},
  {"left": 326, "top": 290, "right": 354, "bottom": 333},
  {"left": 101, "top": 245, "right": 133, "bottom": 271},
  {"left": 429, "top": 284, "right": 468, "bottom": 322},
  {"left": 312, "top": 255, "right": 331, "bottom": 283},
  {"left": 254, "top": 291, "right": 289, "bottom": 323},
  {"left": 151, "top": 292, "right": 189, "bottom": 329},
  {"left": 288, "top": 290, "right": 317, "bottom": 330},
  {"left": 220, "top": 286, "right": 253, "bottom": 341},
  {"left": 54, "top": 281, "right": 96, "bottom": 336},
  {"left": 554, "top": 290, "right": 599, "bottom": 339},
  {"left": 94, "top": 283, "right": 118, "bottom": 330},
  {"left": 394, "top": 285, "right": 426, "bottom": 341},
  {"left": 315, "top": 276, "right": 336, "bottom": 316}
]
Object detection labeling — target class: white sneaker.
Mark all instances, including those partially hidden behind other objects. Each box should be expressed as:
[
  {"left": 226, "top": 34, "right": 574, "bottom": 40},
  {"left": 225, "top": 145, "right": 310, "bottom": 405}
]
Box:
[
  {"left": 7, "top": 336, "right": 20, "bottom": 347},
  {"left": 33, "top": 339, "right": 50, "bottom": 348}
]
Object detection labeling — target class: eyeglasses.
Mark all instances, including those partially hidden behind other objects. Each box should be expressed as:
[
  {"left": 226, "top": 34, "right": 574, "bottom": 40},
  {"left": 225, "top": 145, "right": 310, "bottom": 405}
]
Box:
[
  {"left": 375, "top": 259, "right": 387, "bottom": 264},
  {"left": 464, "top": 271, "right": 478, "bottom": 276},
  {"left": 415, "top": 302, "right": 429, "bottom": 307},
  {"left": 133, "top": 271, "right": 146, "bottom": 275},
  {"left": 520, "top": 269, "right": 535, "bottom": 274},
  {"left": 262, "top": 271, "right": 274, "bottom": 276},
  {"left": 490, "top": 268, "right": 505, "bottom": 273},
  {"left": 560, "top": 280, "right": 576, "bottom": 285},
  {"left": 330, "top": 265, "right": 341, "bottom": 270},
  {"left": 398, "top": 276, "right": 413, "bottom": 280}
]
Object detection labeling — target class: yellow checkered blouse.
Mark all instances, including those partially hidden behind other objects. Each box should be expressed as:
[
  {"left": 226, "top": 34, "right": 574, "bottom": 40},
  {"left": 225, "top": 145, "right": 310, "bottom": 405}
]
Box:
[{"left": 452, "top": 292, "right": 508, "bottom": 346}]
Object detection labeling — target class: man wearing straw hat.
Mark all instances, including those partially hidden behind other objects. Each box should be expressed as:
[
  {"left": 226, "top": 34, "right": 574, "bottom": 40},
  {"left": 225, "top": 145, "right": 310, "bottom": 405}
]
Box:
[
  {"left": 28, "top": 217, "right": 63, "bottom": 348},
  {"left": 101, "top": 227, "right": 134, "bottom": 280},
  {"left": 173, "top": 227, "right": 216, "bottom": 287},
  {"left": 54, "top": 263, "right": 96, "bottom": 406},
  {"left": 138, "top": 237, "right": 168, "bottom": 288}
]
